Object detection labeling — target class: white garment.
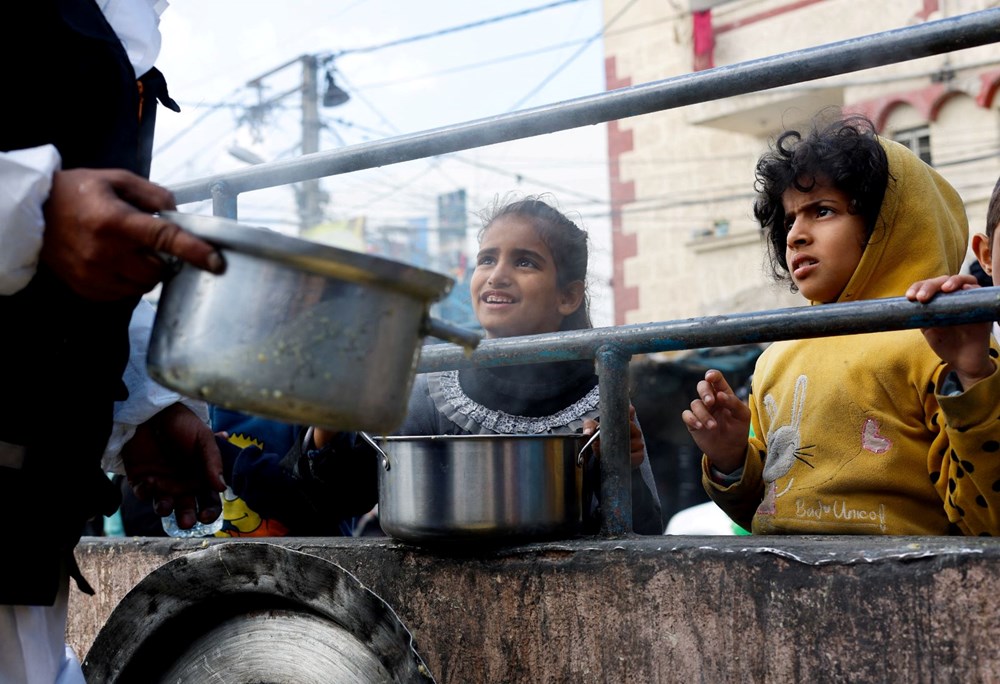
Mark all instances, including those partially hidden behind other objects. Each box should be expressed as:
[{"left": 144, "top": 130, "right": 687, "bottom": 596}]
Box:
[
  {"left": 0, "top": 569, "right": 85, "bottom": 684},
  {"left": 664, "top": 501, "right": 740, "bottom": 536},
  {"left": 0, "top": 147, "right": 60, "bottom": 295},
  {"left": 95, "top": 0, "right": 167, "bottom": 78},
  {"left": 101, "top": 298, "right": 209, "bottom": 473}
]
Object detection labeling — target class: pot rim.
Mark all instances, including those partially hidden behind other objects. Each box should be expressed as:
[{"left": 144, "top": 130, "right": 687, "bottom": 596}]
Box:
[
  {"left": 163, "top": 210, "right": 454, "bottom": 300},
  {"left": 371, "top": 433, "right": 590, "bottom": 443}
]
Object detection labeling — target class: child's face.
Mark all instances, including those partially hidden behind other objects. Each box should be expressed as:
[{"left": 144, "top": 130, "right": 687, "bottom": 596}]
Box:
[
  {"left": 471, "top": 216, "right": 579, "bottom": 339},
  {"left": 782, "top": 179, "right": 868, "bottom": 303}
]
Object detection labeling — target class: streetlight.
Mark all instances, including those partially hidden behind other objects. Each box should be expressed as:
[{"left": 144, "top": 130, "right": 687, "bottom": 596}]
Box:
[
  {"left": 323, "top": 69, "right": 350, "bottom": 108},
  {"left": 241, "top": 54, "right": 351, "bottom": 234}
]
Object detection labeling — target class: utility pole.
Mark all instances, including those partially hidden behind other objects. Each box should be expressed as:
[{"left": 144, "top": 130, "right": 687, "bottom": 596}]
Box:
[
  {"left": 244, "top": 54, "right": 336, "bottom": 234},
  {"left": 299, "top": 54, "right": 325, "bottom": 233}
]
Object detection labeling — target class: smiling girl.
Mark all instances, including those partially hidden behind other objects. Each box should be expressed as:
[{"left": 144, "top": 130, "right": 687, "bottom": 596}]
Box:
[
  {"left": 361, "top": 196, "right": 663, "bottom": 534},
  {"left": 228, "top": 196, "right": 663, "bottom": 536},
  {"left": 471, "top": 201, "right": 588, "bottom": 339}
]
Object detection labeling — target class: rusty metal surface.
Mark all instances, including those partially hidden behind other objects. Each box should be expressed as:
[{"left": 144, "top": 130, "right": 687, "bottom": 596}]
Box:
[{"left": 70, "top": 536, "right": 1000, "bottom": 683}]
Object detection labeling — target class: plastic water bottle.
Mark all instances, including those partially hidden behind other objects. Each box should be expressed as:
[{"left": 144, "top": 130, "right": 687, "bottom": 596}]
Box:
[
  {"left": 161, "top": 511, "right": 223, "bottom": 537},
  {"left": 161, "top": 510, "right": 223, "bottom": 538}
]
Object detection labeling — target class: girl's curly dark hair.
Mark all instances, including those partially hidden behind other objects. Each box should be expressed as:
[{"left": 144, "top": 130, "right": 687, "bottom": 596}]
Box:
[{"left": 754, "top": 114, "right": 890, "bottom": 286}]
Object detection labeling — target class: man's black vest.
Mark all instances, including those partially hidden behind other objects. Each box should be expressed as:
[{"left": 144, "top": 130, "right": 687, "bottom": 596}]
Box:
[{"left": 0, "top": 0, "right": 175, "bottom": 604}]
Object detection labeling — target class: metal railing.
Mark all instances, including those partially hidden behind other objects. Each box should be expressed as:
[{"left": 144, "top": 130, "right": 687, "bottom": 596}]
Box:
[{"left": 172, "top": 8, "right": 1000, "bottom": 535}]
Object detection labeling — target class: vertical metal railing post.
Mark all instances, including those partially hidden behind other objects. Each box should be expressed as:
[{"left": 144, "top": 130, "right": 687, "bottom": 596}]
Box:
[
  {"left": 595, "top": 344, "right": 632, "bottom": 536},
  {"left": 210, "top": 181, "right": 238, "bottom": 220}
]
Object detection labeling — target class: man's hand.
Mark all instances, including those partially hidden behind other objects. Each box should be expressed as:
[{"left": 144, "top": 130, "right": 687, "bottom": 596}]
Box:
[
  {"left": 121, "top": 403, "right": 226, "bottom": 530},
  {"left": 41, "top": 168, "right": 224, "bottom": 301}
]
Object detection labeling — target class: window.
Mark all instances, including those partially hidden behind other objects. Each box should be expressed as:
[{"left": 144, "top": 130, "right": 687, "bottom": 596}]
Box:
[{"left": 893, "top": 126, "right": 932, "bottom": 165}]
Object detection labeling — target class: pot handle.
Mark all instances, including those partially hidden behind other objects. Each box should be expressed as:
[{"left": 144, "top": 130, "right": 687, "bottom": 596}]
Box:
[
  {"left": 421, "top": 316, "right": 482, "bottom": 351},
  {"left": 577, "top": 428, "right": 600, "bottom": 467},
  {"left": 359, "top": 431, "right": 391, "bottom": 471}
]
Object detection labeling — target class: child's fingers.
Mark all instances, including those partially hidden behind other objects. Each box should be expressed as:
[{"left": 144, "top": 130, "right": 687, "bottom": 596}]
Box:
[
  {"left": 702, "top": 369, "right": 739, "bottom": 399},
  {"left": 681, "top": 408, "right": 706, "bottom": 431},
  {"left": 906, "top": 275, "right": 948, "bottom": 301},
  {"left": 946, "top": 274, "right": 979, "bottom": 290},
  {"left": 714, "top": 390, "right": 752, "bottom": 422},
  {"left": 695, "top": 379, "right": 717, "bottom": 407},
  {"left": 683, "top": 400, "right": 717, "bottom": 430},
  {"left": 696, "top": 375, "right": 733, "bottom": 407},
  {"left": 686, "top": 370, "right": 748, "bottom": 432},
  {"left": 906, "top": 275, "right": 978, "bottom": 302}
]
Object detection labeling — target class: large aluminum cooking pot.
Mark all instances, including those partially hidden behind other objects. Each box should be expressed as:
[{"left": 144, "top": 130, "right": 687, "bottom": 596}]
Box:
[
  {"left": 365, "top": 432, "right": 599, "bottom": 545},
  {"left": 148, "top": 212, "right": 480, "bottom": 433}
]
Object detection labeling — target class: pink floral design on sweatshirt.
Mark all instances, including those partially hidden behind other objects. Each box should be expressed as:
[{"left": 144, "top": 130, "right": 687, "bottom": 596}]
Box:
[{"left": 861, "top": 417, "right": 892, "bottom": 454}]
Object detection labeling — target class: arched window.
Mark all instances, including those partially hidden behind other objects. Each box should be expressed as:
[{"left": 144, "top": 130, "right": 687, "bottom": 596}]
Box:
[{"left": 893, "top": 125, "right": 932, "bottom": 165}]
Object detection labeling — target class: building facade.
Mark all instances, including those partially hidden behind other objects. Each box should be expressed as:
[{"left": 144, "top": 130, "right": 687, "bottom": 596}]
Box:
[{"left": 602, "top": 0, "right": 1000, "bottom": 324}]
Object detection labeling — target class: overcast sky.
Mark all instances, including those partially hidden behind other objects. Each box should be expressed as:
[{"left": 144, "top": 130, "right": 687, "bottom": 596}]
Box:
[{"left": 152, "top": 0, "right": 617, "bottom": 324}]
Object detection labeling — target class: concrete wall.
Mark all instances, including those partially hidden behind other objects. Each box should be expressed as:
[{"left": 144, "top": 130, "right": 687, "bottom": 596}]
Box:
[{"left": 70, "top": 536, "right": 1000, "bottom": 682}]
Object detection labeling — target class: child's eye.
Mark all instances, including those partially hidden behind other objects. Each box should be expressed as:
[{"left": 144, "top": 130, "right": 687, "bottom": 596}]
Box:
[
  {"left": 816, "top": 206, "right": 832, "bottom": 218},
  {"left": 477, "top": 255, "right": 496, "bottom": 266},
  {"left": 516, "top": 257, "right": 537, "bottom": 268}
]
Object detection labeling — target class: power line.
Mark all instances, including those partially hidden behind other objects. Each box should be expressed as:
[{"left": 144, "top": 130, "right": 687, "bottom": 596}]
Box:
[
  {"left": 316, "top": 110, "right": 610, "bottom": 213},
  {"left": 153, "top": 98, "right": 236, "bottom": 157},
  {"left": 332, "top": 70, "right": 402, "bottom": 135},
  {"left": 327, "top": 0, "right": 586, "bottom": 59},
  {"left": 163, "top": 0, "right": 571, "bottom": 185},
  {"left": 448, "top": 155, "right": 605, "bottom": 204},
  {"left": 354, "top": 36, "right": 598, "bottom": 90},
  {"left": 152, "top": 1, "right": 699, "bottom": 186},
  {"left": 507, "top": 0, "right": 638, "bottom": 111},
  {"left": 336, "top": 8, "right": 689, "bottom": 92}
]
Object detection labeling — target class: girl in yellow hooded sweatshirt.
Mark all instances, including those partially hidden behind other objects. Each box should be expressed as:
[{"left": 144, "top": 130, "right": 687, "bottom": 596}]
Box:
[{"left": 682, "top": 114, "right": 999, "bottom": 535}]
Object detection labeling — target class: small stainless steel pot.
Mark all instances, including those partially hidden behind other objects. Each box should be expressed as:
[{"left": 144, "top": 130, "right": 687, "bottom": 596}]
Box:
[
  {"left": 364, "top": 431, "right": 599, "bottom": 545},
  {"left": 148, "top": 212, "right": 480, "bottom": 433}
]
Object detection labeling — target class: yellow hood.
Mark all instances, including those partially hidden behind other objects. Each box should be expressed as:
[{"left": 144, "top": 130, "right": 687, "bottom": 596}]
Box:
[{"left": 832, "top": 137, "right": 968, "bottom": 304}]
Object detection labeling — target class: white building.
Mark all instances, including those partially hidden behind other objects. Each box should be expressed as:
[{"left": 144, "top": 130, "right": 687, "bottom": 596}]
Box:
[{"left": 602, "top": 0, "right": 1000, "bottom": 324}]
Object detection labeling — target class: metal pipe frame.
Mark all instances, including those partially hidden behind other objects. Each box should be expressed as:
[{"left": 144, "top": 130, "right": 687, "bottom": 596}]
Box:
[
  {"left": 596, "top": 345, "right": 632, "bottom": 535},
  {"left": 172, "top": 8, "right": 1000, "bottom": 205},
  {"left": 420, "top": 289, "right": 1000, "bottom": 536},
  {"left": 417, "top": 290, "right": 1000, "bottom": 371},
  {"left": 170, "top": 9, "right": 1000, "bottom": 537}
]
